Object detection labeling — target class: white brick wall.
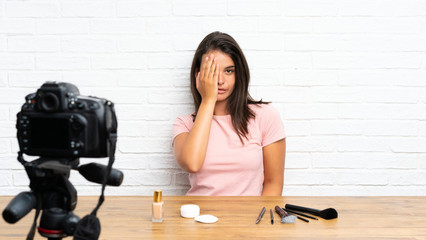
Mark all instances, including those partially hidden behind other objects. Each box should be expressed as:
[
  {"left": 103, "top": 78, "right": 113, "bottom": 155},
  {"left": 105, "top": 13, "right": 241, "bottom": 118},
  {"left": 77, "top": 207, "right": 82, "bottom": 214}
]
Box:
[{"left": 0, "top": 0, "right": 425, "bottom": 196}]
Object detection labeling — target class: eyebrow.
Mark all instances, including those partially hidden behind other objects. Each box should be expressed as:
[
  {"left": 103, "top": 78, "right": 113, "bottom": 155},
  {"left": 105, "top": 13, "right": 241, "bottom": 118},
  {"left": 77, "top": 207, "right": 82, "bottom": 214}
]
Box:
[{"left": 225, "top": 65, "right": 235, "bottom": 69}]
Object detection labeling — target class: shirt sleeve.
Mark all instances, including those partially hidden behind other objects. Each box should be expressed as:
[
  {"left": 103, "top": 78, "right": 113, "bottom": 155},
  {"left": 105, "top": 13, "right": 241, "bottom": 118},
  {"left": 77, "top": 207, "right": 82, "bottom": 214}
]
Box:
[
  {"left": 258, "top": 104, "right": 286, "bottom": 147},
  {"left": 172, "top": 114, "right": 193, "bottom": 145}
]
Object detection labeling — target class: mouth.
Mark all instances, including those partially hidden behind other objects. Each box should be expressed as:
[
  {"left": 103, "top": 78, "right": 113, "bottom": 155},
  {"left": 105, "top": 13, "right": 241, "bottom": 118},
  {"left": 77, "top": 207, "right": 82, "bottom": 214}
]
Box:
[{"left": 218, "top": 88, "right": 226, "bottom": 94}]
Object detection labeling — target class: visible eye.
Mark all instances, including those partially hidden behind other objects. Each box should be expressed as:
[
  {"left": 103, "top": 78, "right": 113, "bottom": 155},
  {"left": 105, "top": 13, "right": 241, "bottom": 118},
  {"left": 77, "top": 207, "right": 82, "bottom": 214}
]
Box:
[{"left": 225, "top": 69, "right": 234, "bottom": 74}]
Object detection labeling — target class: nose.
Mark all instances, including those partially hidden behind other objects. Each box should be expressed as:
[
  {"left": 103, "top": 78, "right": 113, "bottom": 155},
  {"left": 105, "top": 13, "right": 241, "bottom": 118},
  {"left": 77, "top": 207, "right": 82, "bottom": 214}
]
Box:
[{"left": 217, "top": 71, "right": 224, "bottom": 85}]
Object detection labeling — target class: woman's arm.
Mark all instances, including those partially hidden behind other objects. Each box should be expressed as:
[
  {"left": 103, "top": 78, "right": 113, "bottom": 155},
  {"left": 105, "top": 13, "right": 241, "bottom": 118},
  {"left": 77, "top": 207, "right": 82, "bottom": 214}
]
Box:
[
  {"left": 261, "top": 138, "right": 286, "bottom": 196},
  {"left": 173, "top": 54, "right": 218, "bottom": 173}
]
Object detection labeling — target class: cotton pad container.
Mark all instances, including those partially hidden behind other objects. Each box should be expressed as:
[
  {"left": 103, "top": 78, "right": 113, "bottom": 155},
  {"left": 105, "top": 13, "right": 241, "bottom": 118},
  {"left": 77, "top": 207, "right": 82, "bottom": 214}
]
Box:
[{"left": 180, "top": 204, "right": 200, "bottom": 218}]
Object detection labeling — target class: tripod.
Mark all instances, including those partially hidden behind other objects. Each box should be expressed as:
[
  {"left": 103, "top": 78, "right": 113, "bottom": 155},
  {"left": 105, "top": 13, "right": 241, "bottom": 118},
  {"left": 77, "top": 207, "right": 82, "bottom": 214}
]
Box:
[{"left": 2, "top": 156, "right": 123, "bottom": 240}]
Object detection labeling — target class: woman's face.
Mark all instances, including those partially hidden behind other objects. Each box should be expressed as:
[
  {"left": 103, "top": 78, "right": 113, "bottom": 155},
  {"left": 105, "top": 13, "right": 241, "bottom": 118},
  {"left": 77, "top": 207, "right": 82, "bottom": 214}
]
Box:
[{"left": 202, "top": 50, "right": 236, "bottom": 103}]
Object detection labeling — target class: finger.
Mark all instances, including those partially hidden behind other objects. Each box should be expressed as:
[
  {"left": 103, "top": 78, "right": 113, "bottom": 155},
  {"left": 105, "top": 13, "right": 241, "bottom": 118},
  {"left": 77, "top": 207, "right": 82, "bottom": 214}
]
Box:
[
  {"left": 209, "top": 58, "right": 217, "bottom": 80},
  {"left": 213, "top": 63, "right": 219, "bottom": 82},
  {"left": 202, "top": 56, "right": 213, "bottom": 80}
]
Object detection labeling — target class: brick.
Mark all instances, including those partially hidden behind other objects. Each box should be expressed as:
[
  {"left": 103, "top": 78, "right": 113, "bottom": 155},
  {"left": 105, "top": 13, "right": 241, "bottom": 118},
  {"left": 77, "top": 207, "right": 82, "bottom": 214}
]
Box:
[
  {"left": 339, "top": 103, "right": 392, "bottom": 120},
  {"left": 146, "top": 19, "right": 200, "bottom": 34},
  {"left": 148, "top": 122, "right": 173, "bottom": 137},
  {"left": 118, "top": 70, "right": 175, "bottom": 87},
  {"left": 311, "top": 86, "right": 363, "bottom": 103},
  {"left": 247, "top": 52, "right": 312, "bottom": 69},
  {"left": 91, "top": 54, "right": 147, "bottom": 70},
  {"left": 62, "top": 71, "right": 117, "bottom": 87},
  {"left": 335, "top": 171, "right": 388, "bottom": 185},
  {"left": 287, "top": 137, "right": 336, "bottom": 152},
  {"left": 147, "top": 154, "right": 179, "bottom": 169},
  {"left": 113, "top": 153, "right": 150, "bottom": 170},
  {"left": 0, "top": 54, "right": 34, "bottom": 70},
  {"left": 62, "top": 38, "right": 116, "bottom": 53},
  {"left": 283, "top": 70, "right": 338, "bottom": 86},
  {"left": 284, "top": 103, "right": 338, "bottom": 120},
  {"left": 118, "top": 37, "right": 171, "bottom": 52},
  {"left": 0, "top": 19, "right": 35, "bottom": 34},
  {"left": 92, "top": 87, "right": 147, "bottom": 104},
  {"left": 250, "top": 69, "right": 283, "bottom": 86},
  {"left": 117, "top": 105, "right": 172, "bottom": 121},
  {"left": 228, "top": 0, "right": 284, "bottom": 16},
  {"left": 0, "top": 106, "right": 8, "bottom": 121},
  {"left": 8, "top": 36, "right": 60, "bottom": 52},
  {"left": 9, "top": 71, "right": 61, "bottom": 88},
  {"left": 172, "top": 0, "right": 226, "bottom": 16},
  {"left": 118, "top": 121, "right": 148, "bottom": 137},
  {"left": 363, "top": 87, "right": 419, "bottom": 104},
  {"left": 311, "top": 120, "right": 364, "bottom": 135},
  {"left": 91, "top": 19, "right": 146, "bottom": 34},
  {"left": 37, "top": 19, "right": 89, "bottom": 34},
  {"left": 285, "top": 34, "right": 336, "bottom": 51},
  {"left": 312, "top": 152, "right": 365, "bottom": 169},
  {"left": 202, "top": 18, "right": 259, "bottom": 33},
  {"left": 283, "top": 120, "right": 311, "bottom": 137},
  {"left": 363, "top": 120, "right": 419, "bottom": 137},
  {"left": 255, "top": 86, "right": 310, "bottom": 103},
  {"left": 390, "top": 104, "right": 422, "bottom": 120},
  {"left": 62, "top": 1, "right": 115, "bottom": 17},
  {"left": 390, "top": 138, "right": 426, "bottom": 153},
  {"left": 365, "top": 153, "right": 418, "bottom": 169},
  {"left": 338, "top": 70, "right": 398, "bottom": 86},
  {"left": 0, "top": 37, "right": 6, "bottom": 52},
  {"left": 284, "top": 0, "right": 338, "bottom": 16},
  {"left": 285, "top": 153, "right": 311, "bottom": 169},
  {"left": 313, "top": 53, "right": 422, "bottom": 69},
  {"left": 285, "top": 170, "right": 334, "bottom": 185},
  {"left": 388, "top": 171, "right": 426, "bottom": 186},
  {"left": 119, "top": 138, "right": 171, "bottom": 153},
  {"left": 117, "top": 0, "right": 171, "bottom": 17},
  {"left": 124, "top": 170, "right": 171, "bottom": 186},
  {"left": 236, "top": 34, "right": 283, "bottom": 51},
  {"left": 36, "top": 55, "right": 89, "bottom": 70},
  {"left": 148, "top": 53, "right": 193, "bottom": 69},
  {"left": 0, "top": 139, "right": 10, "bottom": 154},
  {"left": 0, "top": 88, "right": 32, "bottom": 103},
  {"left": 6, "top": 1, "right": 58, "bottom": 17},
  {"left": 314, "top": 17, "right": 426, "bottom": 34},
  {"left": 12, "top": 170, "right": 29, "bottom": 186},
  {"left": 0, "top": 171, "right": 11, "bottom": 186},
  {"left": 338, "top": 136, "right": 390, "bottom": 152},
  {"left": 259, "top": 17, "right": 312, "bottom": 33}
]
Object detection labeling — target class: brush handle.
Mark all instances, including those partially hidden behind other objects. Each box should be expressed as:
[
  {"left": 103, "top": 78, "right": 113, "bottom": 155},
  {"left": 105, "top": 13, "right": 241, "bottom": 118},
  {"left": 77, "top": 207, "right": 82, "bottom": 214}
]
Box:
[
  {"left": 285, "top": 204, "right": 320, "bottom": 216},
  {"left": 284, "top": 208, "right": 318, "bottom": 220}
]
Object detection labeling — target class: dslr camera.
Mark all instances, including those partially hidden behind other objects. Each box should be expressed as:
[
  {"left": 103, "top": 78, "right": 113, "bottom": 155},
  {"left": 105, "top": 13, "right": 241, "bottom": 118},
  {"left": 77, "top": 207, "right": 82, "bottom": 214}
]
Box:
[{"left": 2, "top": 82, "right": 123, "bottom": 240}]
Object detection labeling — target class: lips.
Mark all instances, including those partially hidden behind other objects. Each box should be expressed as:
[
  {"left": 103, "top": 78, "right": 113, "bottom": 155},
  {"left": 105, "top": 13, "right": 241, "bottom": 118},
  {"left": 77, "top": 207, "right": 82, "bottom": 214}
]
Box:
[{"left": 218, "top": 88, "right": 226, "bottom": 94}]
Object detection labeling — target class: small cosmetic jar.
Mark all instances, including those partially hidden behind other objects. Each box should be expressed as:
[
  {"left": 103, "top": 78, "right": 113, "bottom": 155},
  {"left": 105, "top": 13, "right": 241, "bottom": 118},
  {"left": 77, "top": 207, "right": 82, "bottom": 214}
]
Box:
[{"left": 180, "top": 204, "right": 200, "bottom": 218}]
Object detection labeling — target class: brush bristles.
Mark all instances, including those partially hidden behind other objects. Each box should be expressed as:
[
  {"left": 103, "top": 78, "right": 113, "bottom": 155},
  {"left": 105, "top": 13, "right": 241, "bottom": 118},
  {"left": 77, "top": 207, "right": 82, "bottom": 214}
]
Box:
[{"left": 281, "top": 214, "right": 297, "bottom": 224}]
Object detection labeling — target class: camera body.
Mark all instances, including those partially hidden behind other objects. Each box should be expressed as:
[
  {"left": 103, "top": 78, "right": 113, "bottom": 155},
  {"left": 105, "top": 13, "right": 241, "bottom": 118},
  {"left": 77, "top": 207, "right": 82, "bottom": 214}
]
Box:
[
  {"left": 17, "top": 82, "right": 116, "bottom": 158},
  {"left": 3, "top": 82, "right": 122, "bottom": 239}
]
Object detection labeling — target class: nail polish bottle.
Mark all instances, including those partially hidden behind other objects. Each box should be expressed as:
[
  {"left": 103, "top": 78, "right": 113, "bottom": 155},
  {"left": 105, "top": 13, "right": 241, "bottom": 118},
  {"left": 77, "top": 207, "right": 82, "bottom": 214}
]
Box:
[{"left": 152, "top": 190, "right": 164, "bottom": 222}]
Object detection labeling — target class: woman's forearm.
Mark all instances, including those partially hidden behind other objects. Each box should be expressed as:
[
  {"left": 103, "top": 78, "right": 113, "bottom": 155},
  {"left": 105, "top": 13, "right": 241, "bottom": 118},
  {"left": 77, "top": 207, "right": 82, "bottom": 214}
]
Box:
[{"left": 175, "top": 100, "right": 215, "bottom": 173}]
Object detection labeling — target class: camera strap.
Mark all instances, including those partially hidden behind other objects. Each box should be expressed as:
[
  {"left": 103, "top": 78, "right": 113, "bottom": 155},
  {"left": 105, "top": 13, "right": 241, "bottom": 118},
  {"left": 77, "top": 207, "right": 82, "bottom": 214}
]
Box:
[{"left": 74, "top": 101, "right": 117, "bottom": 240}]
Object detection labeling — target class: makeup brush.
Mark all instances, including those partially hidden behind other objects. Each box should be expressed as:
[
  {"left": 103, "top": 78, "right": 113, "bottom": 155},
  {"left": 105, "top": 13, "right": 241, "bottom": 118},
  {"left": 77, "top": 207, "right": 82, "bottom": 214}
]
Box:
[
  {"left": 274, "top": 206, "right": 297, "bottom": 224},
  {"left": 285, "top": 204, "right": 338, "bottom": 220}
]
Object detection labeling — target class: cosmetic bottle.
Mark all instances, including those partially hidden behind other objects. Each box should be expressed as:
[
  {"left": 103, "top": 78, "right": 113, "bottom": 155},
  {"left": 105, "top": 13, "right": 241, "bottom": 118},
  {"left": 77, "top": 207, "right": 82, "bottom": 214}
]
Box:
[{"left": 152, "top": 190, "right": 164, "bottom": 222}]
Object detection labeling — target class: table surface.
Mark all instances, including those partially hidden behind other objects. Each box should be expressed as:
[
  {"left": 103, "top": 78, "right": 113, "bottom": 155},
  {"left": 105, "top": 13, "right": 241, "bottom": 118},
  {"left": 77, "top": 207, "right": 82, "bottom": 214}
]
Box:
[{"left": 1, "top": 196, "right": 425, "bottom": 239}]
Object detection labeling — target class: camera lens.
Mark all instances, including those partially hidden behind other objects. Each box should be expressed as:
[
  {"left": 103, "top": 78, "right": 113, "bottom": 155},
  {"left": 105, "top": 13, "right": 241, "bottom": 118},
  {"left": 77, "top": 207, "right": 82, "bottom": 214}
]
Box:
[{"left": 40, "top": 92, "right": 60, "bottom": 112}]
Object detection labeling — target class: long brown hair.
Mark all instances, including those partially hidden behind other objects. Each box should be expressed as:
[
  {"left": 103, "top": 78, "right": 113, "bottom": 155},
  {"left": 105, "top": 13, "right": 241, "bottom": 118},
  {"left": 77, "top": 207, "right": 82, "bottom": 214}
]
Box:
[{"left": 190, "top": 31, "right": 267, "bottom": 142}]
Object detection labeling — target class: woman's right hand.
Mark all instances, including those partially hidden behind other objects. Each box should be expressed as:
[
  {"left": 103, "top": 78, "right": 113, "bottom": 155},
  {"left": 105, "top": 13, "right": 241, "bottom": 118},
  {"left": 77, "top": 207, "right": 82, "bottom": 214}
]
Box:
[{"left": 196, "top": 53, "right": 219, "bottom": 103}]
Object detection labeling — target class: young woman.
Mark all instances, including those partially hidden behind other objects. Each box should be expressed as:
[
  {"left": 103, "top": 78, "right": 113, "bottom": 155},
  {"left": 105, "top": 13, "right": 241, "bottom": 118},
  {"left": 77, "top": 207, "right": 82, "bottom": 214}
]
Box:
[{"left": 172, "top": 32, "right": 286, "bottom": 196}]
